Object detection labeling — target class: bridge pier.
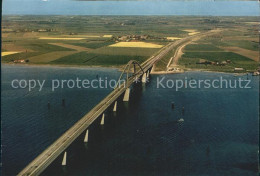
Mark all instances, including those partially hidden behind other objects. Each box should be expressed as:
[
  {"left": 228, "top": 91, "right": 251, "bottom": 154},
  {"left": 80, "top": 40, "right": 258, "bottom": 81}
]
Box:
[
  {"left": 18, "top": 45, "right": 181, "bottom": 176},
  {"left": 100, "top": 114, "right": 105, "bottom": 125},
  {"left": 151, "top": 64, "right": 155, "bottom": 73},
  {"left": 62, "top": 151, "right": 67, "bottom": 166},
  {"left": 142, "top": 73, "right": 147, "bottom": 83},
  {"left": 113, "top": 101, "right": 117, "bottom": 112},
  {"left": 123, "top": 88, "right": 130, "bottom": 102},
  {"left": 147, "top": 70, "right": 150, "bottom": 78},
  {"left": 84, "top": 130, "right": 89, "bottom": 143}
]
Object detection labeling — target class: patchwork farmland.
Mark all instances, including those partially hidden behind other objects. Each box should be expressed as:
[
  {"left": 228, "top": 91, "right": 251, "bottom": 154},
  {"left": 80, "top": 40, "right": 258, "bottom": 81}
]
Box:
[{"left": 1, "top": 16, "right": 259, "bottom": 72}]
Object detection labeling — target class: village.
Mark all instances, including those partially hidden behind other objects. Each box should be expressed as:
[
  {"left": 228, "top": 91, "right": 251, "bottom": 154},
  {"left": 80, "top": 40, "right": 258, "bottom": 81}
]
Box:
[
  {"left": 196, "top": 58, "right": 232, "bottom": 66},
  {"left": 113, "top": 34, "right": 167, "bottom": 42}
]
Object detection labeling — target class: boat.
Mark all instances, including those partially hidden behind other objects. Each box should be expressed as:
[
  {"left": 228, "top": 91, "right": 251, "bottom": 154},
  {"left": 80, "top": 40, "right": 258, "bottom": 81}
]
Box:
[{"left": 178, "top": 118, "right": 184, "bottom": 122}]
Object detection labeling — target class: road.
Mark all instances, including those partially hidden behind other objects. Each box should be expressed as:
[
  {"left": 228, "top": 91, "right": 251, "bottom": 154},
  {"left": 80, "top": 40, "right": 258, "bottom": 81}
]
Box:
[
  {"left": 167, "top": 29, "right": 222, "bottom": 69},
  {"left": 149, "top": 29, "right": 222, "bottom": 74}
]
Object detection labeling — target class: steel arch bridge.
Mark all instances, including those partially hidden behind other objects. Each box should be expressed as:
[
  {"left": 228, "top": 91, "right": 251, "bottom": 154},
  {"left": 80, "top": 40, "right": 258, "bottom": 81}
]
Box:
[{"left": 115, "top": 60, "right": 145, "bottom": 88}]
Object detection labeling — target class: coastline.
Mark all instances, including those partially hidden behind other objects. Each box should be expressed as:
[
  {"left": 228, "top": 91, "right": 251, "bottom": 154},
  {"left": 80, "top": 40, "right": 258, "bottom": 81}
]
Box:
[
  {"left": 2, "top": 62, "right": 122, "bottom": 71},
  {"left": 2, "top": 62, "right": 252, "bottom": 76}
]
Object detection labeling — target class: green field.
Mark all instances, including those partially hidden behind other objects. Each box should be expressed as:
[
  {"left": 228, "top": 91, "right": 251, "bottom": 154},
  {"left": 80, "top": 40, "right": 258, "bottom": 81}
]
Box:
[
  {"left": 24, "top": 42, "right": 75, "bottom": 52},
  {"left": 3, "top": 52, "right": 41, "bottom": 62},
  {"left": 71, "top": 41, "right": 115, "bottom": 49},
  {"left": 2, "top": 41, "right": 75, "bottom": 62},
  {"left": 176, "top": 26, "right": 259, "bottom": 72},
  {"left": 184, "top": 44, "right": 223, "bottom": 51},
  {"left": 2, "top": 15, "right": 259, "bottom": 72},
  {"left": 180, "top": 51, "right": 258, "bottom": 72},
  {"left": 89, "top": 47, "right": 160, "bottom": 56},
  {"left": 223, "top": 40, "right": 258, "bottom": 51},
  {"left": 51, "top": 52, "right": 147, "bottom": 66}
]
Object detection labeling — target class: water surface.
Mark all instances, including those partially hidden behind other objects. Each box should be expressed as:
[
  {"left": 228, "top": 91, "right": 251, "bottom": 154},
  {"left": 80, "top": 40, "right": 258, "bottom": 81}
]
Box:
[{"left": 1, "top": 65, "right": 259, "bottom": 175}]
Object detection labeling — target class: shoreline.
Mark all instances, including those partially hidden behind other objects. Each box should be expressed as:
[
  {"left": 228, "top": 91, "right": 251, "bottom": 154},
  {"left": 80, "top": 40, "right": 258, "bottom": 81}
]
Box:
[
  {"left": 151, "top": 68, "right": 250, "bottom": 76},
  {"left": 2, "top": 62, "right": 253, "bottom": 76},
  {"left": 2, "top": 62, "right": 122, "bottom": 70}
]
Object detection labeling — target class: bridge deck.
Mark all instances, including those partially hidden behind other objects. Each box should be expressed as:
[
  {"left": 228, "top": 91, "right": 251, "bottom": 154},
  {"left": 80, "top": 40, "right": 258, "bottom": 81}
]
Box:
[{"left": 18, "top": 31, "right": 218, "bottom": 176}]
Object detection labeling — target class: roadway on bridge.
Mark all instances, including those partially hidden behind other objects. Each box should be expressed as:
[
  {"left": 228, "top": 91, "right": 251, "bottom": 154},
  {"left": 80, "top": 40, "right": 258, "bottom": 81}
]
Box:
[{"left": 18, "top": 30, "right": 219, "bottom": 176}]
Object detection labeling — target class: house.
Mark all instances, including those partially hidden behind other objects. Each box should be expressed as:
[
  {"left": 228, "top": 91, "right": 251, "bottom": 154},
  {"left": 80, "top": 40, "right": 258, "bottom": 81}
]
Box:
[
  {"left": 14, "top": 60, "right": 25, "bottom": 63},
  {"left": 38, "top": 29, "right": 47, "bottom": 32},
  {"left": 13, "top": 59, "right": 29, "bottom": 63},
  {"left": 226, "top": 60, "right": 231, "bottom": 63},
  {"left": 118, "top": 36, "right": 128, "bottom": 41},
  {"left": 196, "top": 59, "right": 212, "bottom": 65},
  {"left": 221, "top": 61, "right": 227, "bottom": 65},
  {"left": 140, "top": 35, "right": 148, "bottom": 40},
  {"left": 168, "top": 67, "right": 181, "bottom": 72},
  {"left": 234, "top": 68, "right": 244, "bottom": 71}
]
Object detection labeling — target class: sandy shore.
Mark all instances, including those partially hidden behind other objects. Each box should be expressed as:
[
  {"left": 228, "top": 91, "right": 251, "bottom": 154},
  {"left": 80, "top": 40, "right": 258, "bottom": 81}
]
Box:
[{"left": 151, "top": 70, "right": 184, "bottom": 75}]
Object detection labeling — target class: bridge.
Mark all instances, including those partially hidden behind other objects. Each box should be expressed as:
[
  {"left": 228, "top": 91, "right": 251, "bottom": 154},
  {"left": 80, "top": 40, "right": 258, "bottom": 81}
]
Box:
[{"left": 18, "top": 31, "right": 218, "bottom": 176}]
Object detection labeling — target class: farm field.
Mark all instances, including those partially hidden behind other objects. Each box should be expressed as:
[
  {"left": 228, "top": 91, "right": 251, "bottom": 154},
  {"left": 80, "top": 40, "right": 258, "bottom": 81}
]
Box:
[
  {"left": 180, "top": 52, "right": 257, "bottom": 71},
  {"left": 29, "top": 51, "right": 79, "bottom": 63},
  {"left": 39, "top": 37, "right": 86, "bottom": 40},
  {"left": 2, "top": 51, "right": 20, "bottom": 56},
  {"left": 1, "top": 15, "right": 259, "bottom": 72},
  {"left": 184, "top": 44, "right": 223, "bottom": 51},
  {"left": 220, "top": 47, "right": 258, "bottom": 62},
  {"left": 109, "top": 42, "right": 164, "bottom": 48},
  {"left": 183, "top": 29, "right": 200, "bottom": 36},
  {"left": 71, "top": 41, "right": 115, "bottom": 49},
  {"left": 51, "top": 52, "right": 147, "bottom": 66},
  {"left": 48, "top": 43, "right": 92, "bottom": 51},
  {"left": 176, "top": 27, "right": 259, "bottom": 72},
  {"left": 167, "top": 37, "right": 182, "bottom": 40}
]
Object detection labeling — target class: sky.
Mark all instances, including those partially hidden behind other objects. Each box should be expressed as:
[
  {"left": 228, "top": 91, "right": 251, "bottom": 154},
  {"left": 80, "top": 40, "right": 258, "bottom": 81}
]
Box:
[{"left": 2, "top": 0, "right": 259, "bottom": 16}]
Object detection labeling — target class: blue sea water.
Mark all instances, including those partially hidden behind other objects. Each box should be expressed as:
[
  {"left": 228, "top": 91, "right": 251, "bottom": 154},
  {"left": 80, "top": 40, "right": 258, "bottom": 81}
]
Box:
[{"left": 1, "top": 64, "right": 259, "bottom": 176}]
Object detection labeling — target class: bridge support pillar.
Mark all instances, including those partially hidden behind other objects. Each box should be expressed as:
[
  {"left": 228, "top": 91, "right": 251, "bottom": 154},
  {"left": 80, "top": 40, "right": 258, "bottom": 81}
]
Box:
[
  {"left": 147, "top": 70, "right": 150, "bottom": 78},
  {"left": 113, "top": 101, "right": 117, "bottom": 112},
  {"left": 62, "top": 151, "right": 67, "bottom": 166},
  {"left": 100, "top": 114, "right": 105, "bottom": 125},
  {"left": 84, "top": 130, "right": 89, "bottom": 143},
  {"left": 142, "top": 73, "right": 147, "bottom": 83},
  {"left": 151, "top": 64, "right": 155, "bottom": 73},
  {"left": 123, "top": 88, "right": 130, "bottom": 102}
]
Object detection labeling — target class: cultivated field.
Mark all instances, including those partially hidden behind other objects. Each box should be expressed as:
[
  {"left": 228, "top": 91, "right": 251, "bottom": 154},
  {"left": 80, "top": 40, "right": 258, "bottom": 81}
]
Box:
[
  {"left": 2, "top": 51, "right": 20, "bottom": 56},
  {"left": 167, "top": 37, "right": 182, "bottom": 40},
  {"left": 39, "top": 37, "right": 86, "bottom": 40},
  {"left": 183, "top": 29, "right": 200, "bottom": 36},
  {"left": 1, "top": 16, "right": 258, "bottom": 72},
  {"left": 109, "top": 42, "right": 164, "bottom": 48},
  {"left": 49, "top": 43, "right": 92, "bottom": 51},
  {"left": 29, "top": 51, "right": 79, "bottom": 63},
  {"left": 220, "top": 47, "right": 258, "bottom": 62}
]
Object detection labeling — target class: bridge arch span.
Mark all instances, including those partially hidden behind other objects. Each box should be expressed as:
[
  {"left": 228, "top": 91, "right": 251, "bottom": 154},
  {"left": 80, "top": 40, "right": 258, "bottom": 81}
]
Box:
[{"left": 115, "top": 60, "right": 144, "bottom": 88}]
